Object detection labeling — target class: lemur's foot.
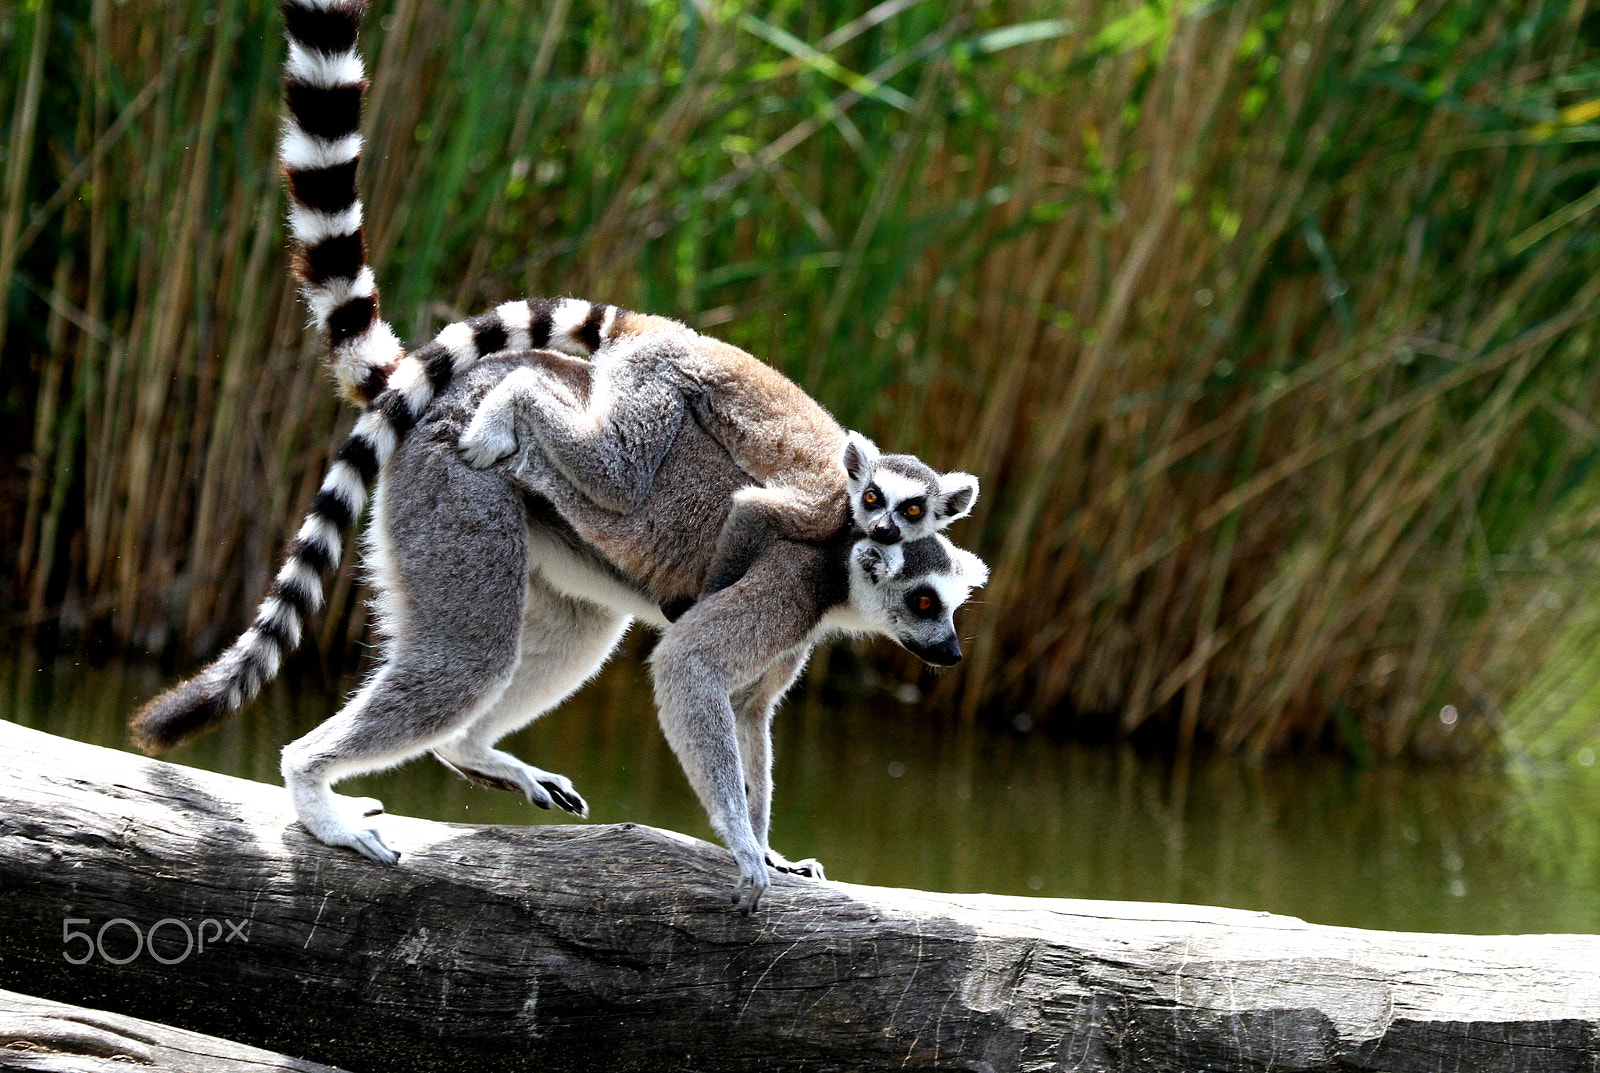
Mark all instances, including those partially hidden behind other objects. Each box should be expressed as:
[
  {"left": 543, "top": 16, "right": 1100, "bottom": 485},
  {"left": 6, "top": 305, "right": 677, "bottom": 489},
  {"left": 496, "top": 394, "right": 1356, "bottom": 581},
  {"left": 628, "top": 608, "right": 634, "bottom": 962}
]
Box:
[
  {"left": 767, "top": 850, "right": 826, "bottom": 880},
  {"left": 459, "top": 421, "right": 516, "bottom": 469},
  {"left": 435, "top": 751, "right": 588, "bottom": 816},
  {"left": 340, "top": 826, "right": 400, "bottom": 866},
  {"left": 294, "top": 792, "right": 400, "bottom": 865},
  {"left": 731, "top": 859, "right": 771, "bottom": 915},
  {"left": 459, "top": 382, "right": 519, "bottom": 467}
]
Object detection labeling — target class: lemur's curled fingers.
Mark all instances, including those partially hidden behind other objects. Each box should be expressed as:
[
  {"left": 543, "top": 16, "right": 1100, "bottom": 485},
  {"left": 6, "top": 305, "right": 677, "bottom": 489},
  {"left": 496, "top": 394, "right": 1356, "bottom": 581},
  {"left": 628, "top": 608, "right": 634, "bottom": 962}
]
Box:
[
  {"left": 542, "top": 779, "right": 588, "bottom": 815},
  {"left": 767, "top": 852, "right": 825, "bottom": 880}
]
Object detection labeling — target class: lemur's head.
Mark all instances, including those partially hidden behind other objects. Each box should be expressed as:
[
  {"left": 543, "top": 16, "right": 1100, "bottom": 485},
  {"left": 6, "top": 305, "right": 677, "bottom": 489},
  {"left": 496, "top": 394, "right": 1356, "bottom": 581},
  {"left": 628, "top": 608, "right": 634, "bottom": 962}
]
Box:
[
  {"left": 847, "top": 533, "right": 989, "bottom": 666},
  {"left": 841, "top": 432, "right": 979, "bottom": 547}
]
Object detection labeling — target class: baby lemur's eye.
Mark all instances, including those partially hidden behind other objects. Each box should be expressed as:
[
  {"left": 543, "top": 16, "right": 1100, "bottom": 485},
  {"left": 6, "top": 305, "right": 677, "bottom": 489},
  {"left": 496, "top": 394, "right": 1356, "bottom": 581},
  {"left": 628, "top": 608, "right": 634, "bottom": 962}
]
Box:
[{"left": 917, "top": 594, "right": 933, "bottom": 611}]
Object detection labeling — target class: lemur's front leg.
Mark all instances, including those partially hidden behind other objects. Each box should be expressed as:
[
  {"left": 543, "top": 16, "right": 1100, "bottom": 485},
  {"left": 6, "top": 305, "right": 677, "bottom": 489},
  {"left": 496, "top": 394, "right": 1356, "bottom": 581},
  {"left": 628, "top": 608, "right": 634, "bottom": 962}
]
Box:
[
  {"left": 461, "top": 362, "right": 687, "bottom": 514},
  {"left": 651, "top": 542, "right": 830, "bottom": 913},
  {"left": 732, "top": 645, "right": 824, "bottom": 880}
]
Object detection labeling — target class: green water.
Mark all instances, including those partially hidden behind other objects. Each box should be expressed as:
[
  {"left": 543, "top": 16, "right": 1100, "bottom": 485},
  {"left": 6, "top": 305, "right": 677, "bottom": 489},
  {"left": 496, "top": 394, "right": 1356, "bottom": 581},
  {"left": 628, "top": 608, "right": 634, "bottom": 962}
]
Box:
[{"left": 6, "top": 651, "right": 1599, "bottom": 934}]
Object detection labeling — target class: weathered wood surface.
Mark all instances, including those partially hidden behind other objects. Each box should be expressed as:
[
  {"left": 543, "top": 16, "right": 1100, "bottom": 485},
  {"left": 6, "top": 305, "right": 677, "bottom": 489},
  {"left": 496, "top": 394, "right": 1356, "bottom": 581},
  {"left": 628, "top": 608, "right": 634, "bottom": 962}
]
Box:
[
  {"left": 0, "top": 988, "right": 347, "bottom": 1072},
  {"left": 0, "top": 720, "right": 1596, "bottom": 1073}
]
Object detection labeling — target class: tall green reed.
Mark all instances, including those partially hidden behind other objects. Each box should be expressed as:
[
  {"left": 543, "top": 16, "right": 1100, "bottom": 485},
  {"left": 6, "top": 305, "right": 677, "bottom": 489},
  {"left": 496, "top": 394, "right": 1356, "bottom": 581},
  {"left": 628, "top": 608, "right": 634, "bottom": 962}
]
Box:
[{"left": 4, "top": 0, "right": 1599, "bottom": 757}]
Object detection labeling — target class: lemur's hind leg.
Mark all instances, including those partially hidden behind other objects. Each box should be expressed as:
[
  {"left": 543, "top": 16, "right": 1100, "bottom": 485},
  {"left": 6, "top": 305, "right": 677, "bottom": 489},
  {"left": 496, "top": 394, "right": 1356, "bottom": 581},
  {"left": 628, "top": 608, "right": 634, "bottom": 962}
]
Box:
[
  {"left": 281, "top": 451, "right": 531, "bottom": 866},
  {"left": 434, "top": 574, "right": 629, "bottom": 815},
  {"left": 460, "top": 356, "right": 688, "bottom": 514},
  {"left": 650, "top": 542, "right": 828, "bottom": 913},
  {"left": 282, "top": 644, "right": 521, "bottom": 865},
  {"left": 731, "top": 646, "right": 824, "bottom": 879}
]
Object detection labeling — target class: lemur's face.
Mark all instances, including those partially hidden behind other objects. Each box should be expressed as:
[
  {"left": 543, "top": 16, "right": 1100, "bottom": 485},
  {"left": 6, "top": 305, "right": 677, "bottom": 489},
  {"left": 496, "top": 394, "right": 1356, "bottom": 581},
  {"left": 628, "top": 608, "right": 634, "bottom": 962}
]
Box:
[
  {"left": 849, "top": 535, "right": 988, "bottom": 666},
  {"left": 841, "top": 433, "right": 978, "bottom": 547}
]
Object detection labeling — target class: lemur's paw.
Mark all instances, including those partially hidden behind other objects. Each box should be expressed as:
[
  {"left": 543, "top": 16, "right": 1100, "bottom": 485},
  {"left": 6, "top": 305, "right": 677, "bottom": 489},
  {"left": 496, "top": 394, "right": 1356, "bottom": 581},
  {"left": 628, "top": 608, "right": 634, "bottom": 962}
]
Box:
[
  {"left": 325, "top": 824, "right": 399, "bottom": 866},
  {"left": 731, "top": 857, "right": 771, "bottom": 915},
  {"left": 459, "top": 425, "right": 516, "bottom": 469},
  {"left": 533, "top": 773, "right": 587, "bottom": 817},
  {"left": 767, "top": 851, "right": 825, "bottom": 880},
  {"left": 437, "top": 753, "right": 587, "bottom": 817}
]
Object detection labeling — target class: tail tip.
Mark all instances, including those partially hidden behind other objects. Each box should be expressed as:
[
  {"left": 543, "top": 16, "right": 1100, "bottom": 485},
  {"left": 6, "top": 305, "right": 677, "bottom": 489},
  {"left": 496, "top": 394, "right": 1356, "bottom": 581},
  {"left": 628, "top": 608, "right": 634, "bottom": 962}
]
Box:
[{"left": 129, "top": 676, "right": 237, "bottom": 755}]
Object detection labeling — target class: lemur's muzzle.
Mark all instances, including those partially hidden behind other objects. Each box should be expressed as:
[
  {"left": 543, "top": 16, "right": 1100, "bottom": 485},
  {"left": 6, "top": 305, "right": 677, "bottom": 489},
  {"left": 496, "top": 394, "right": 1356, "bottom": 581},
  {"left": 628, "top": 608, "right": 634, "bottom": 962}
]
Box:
[
  {"left": 905, "top": 634, "right": 962, "bottom": 666},
  {"left": 869, "top": 516, "right": 901, "bottom": 544}
]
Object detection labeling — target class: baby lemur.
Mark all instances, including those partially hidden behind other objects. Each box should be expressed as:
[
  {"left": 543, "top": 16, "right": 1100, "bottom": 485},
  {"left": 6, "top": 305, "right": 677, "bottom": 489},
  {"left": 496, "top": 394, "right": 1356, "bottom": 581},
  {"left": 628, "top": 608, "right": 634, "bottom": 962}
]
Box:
[
  {"left": 459, "top": 326, "right": 979, "bottom": 598},
  {"left": 275, "top": 0, "right": 974, "bottom": 609}
]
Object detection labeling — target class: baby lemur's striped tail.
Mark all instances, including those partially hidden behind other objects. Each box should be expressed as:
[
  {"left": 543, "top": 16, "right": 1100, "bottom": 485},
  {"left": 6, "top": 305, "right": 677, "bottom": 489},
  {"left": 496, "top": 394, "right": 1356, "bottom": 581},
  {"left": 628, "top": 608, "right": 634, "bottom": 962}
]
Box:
[
  {"left": 280, "top": 0, "right": 401, "bottom": 405},
  {"left": 131, "top": 298, "right": 631, "bottom": 752}
]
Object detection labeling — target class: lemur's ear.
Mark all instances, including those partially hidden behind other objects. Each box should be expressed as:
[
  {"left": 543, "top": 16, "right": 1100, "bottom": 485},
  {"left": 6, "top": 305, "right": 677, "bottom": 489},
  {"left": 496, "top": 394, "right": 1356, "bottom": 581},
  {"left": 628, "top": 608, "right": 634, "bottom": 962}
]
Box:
[
  {"left": 934, "top": 472, "right": 979, "bottom": 523},
  {"left": 840, "top": 432, "right": 881, "bottom": 488},
  {"left": 950, "top": 543, "right": 990, "bottom": 588}
]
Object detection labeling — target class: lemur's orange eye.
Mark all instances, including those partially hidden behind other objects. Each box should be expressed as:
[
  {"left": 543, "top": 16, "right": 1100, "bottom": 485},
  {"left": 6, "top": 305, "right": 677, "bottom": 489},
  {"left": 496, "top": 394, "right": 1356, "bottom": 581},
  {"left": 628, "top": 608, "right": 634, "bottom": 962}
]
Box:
[
  {"left": 905, "top": 505, "right": 922, "bottom": 518},
  {"left": 917, "top": 595, "right": 933, "bottom": 611},
  {"left": 864, "top": 490, "right": 879, "bottom": 505}
]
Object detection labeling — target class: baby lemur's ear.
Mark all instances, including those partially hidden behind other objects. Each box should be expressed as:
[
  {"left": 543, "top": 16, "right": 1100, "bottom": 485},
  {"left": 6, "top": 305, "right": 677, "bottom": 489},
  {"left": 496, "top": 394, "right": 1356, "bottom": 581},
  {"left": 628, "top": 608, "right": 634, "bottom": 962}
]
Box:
[
  {"left": 840, "top": 432, "right": 881, "bottom": 489},
  {"left": 934, "top": 472, "right": 979, "bottom": 523}
]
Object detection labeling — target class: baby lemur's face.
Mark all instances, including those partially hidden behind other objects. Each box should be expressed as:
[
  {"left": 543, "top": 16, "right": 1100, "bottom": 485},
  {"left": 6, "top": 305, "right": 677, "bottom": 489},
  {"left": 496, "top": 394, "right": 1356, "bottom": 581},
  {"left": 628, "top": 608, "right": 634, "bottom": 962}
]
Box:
[
  {"left": 841, "top": 432, "right": 978, "bottom": 547},
  {"left": 848, "top": 534, "right": 988, "bottom": 667}
]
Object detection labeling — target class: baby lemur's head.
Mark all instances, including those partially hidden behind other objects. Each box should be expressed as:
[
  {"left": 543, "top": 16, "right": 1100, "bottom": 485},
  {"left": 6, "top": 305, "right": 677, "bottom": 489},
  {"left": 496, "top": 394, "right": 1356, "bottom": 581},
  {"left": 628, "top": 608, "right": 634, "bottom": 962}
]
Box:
[
  {"left": 846, "top": 533, "right": 989, "bottom": 667},
  {"left": 840, "top": 432, "right": 979, "bottom": 547}
]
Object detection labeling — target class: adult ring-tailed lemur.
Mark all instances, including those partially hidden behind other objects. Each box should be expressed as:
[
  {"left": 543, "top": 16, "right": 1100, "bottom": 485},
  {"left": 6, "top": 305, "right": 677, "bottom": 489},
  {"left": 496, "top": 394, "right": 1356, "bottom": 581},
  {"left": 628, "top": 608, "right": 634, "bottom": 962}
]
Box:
[{"left": 131, "top": 0, "right": 988, "bottom": 912}]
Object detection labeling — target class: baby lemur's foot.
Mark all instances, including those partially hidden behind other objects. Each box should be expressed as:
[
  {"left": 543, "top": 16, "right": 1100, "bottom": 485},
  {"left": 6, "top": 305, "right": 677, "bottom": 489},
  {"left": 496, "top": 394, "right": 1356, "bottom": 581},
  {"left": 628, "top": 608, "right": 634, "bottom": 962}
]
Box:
[
  {"left": 459, "top": 381, "right": 521, "bottom": 467},
  {"left": 767, "top": 850, "right": 825, "bottom": 880},
  {"left": 459, "top": 419, "right": 516, "bottom": 469},
  {"left": 434, "top": 749, "right": 588, "bottom": 815}
]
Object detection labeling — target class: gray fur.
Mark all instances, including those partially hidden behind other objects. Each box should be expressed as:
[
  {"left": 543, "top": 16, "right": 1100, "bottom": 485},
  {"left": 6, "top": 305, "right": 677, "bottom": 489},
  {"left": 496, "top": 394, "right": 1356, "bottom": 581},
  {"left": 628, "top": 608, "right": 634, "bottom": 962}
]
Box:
[{"left": 289, "top": 354, "right": 987, "bottom": 912}]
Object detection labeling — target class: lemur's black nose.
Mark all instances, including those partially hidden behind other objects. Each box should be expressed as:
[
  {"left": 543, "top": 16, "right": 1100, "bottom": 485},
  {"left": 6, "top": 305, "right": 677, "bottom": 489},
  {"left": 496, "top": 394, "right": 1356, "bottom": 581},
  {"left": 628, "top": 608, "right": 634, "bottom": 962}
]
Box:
[
  {"left": 906, "top": 635, "right": 962, "bottom": 666},
  {"left": 870, "top": 520, "right": 901, "bottom": 544}
]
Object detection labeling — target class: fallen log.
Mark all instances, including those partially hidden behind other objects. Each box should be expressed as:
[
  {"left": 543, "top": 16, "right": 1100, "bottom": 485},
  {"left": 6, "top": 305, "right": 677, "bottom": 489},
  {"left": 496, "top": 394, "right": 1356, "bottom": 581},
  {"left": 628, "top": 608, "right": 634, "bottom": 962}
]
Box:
[
  {"left": 0, "top": 988, "right": 346, "bottom": 1072},
  {"left": 0, "top": 720, "right": 1595, "bottom": 1073}
]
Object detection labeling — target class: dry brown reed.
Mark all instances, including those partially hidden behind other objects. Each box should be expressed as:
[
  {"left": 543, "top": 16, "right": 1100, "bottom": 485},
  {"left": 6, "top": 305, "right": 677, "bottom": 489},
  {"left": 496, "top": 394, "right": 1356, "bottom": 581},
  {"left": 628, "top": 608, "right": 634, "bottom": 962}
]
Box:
[{"left": 3, "top": 0, "right": 1599, "bottom": 756}]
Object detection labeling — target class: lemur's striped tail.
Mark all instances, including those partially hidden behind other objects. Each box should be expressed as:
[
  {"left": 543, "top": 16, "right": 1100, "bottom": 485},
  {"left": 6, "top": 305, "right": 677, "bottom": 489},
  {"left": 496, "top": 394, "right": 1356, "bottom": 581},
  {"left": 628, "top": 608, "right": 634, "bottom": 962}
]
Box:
[
  {"left": 280, "top": 0, "right": 402, "bottom": 405},
  {"left": 131, "top": 298, "right": 629, "bottom": 752}
]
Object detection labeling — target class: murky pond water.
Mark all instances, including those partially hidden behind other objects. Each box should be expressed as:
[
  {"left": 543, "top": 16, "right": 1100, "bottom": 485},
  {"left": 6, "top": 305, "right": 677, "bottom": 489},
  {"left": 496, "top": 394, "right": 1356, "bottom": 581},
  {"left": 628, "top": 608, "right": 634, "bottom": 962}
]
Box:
[{"left": 6, "top": 650, "right": 1599, "bottom": 934}]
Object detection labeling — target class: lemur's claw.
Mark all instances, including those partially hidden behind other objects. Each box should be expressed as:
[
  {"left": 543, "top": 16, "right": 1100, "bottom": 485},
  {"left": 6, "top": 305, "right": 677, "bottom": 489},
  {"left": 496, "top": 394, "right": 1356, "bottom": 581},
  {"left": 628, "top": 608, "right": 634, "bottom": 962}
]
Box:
[
  {"left": 545, "top": 781, "right": 587, "bottom": 816},
  {"left": 768, "top": 853, "right": 825, "bottom": 880},
  {"left": 347, "top": 828, "right": 400, "bottom": 866}
]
